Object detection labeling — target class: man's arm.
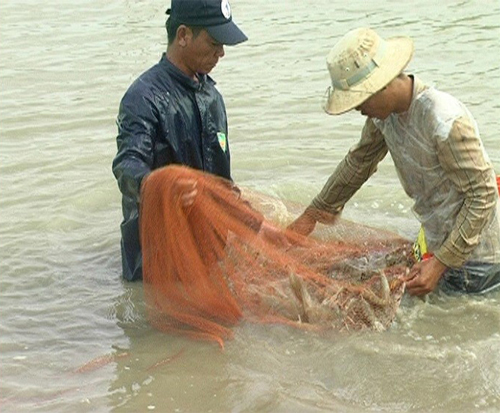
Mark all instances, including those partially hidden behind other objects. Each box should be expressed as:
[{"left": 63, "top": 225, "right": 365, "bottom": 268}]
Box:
[
  {"left": 434, "top": 116, "right": 498, "bottom": 267},
  {"left": 112, "top": 92, "right": 158, "bottom": 203},
  {"left": 288, "top": 119, "right": 388, "bottom": 236},
  {"left": 406, "top": 116, "right": 498, "bottom": 296}
]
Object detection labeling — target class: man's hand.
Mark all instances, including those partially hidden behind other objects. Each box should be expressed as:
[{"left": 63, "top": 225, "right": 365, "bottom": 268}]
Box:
[
  {"left": 287, "top": 211, "right": 317, "bottom": 236},
  {"left": 405, "top": 256, "right": 447, "bottom": 296},
  {"left": 174, "top": 178, "right": 198, "bottom": 208},
  {"left": 287, "top": 206, "right": 338, "bottom": 237}
]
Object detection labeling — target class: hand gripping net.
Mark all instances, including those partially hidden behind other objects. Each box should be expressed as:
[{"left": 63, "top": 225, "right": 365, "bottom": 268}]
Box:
[{"left": 140, "top": 165, "right": 413, "bottom": 348}]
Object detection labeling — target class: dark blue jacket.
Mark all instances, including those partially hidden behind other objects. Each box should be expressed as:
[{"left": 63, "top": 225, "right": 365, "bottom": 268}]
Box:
[{"left": 112, "top": 54, "right": 232, "bottom": 281}]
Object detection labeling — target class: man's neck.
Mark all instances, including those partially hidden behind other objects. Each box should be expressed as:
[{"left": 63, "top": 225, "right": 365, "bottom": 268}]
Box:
[
  {"left": 394, "top": 74, "right": 414, "bottom": 114},
  {"left": 166, "top": 48, "right": 198, "bottom": 81}
]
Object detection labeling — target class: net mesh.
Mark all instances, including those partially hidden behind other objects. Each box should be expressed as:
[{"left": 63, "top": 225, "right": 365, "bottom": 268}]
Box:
[{"left": 140, "top": 165, "right": 414, "bottom": 348}]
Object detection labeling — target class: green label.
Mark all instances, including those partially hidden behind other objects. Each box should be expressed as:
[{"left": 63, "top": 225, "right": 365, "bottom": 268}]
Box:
[{"left": 217, "top": 132, "right": 227, "bottom": 152}]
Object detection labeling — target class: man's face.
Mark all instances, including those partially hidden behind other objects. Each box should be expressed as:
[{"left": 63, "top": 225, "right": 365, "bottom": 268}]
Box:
[
  {"left": 355, "top": 86, "right": 392, "bottom": 120},
  {"left": 185, "top": 29, "right": 225, "bottom": 75}
]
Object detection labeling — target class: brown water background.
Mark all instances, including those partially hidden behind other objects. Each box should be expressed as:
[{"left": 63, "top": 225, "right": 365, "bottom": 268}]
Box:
[{"left": 1, "top": 0, "right": 499, "bottom": 412}]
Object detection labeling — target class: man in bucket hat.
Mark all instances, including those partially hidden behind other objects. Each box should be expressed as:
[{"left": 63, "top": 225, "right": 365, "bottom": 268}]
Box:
[
  {"left": 112, "top": 0, "right": 248, "bottom": 281},
  {"left": 289, "top": 27, "right": 500, "bottom": 296}
]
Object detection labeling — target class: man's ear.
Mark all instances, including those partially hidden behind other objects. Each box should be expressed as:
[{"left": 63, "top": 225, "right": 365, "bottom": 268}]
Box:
[{"left": 177, "top": 25, "right": 191, "bottom": 47}]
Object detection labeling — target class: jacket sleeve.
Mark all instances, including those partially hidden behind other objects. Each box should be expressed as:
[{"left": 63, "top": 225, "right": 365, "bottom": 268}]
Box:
[
  {"left": 112, "top": 89, "right": 159, "bottom": 203},
  {"left": 312, "top": 118, "right": 388, "bottom": 214}
]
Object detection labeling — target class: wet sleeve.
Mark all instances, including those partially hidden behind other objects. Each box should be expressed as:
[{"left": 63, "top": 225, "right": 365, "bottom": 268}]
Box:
[
  {"left": 434, "top": 116, "right": 498, "bottom": 267},
  {"left": 311, "top": 118, "right": 388, "bottom": 214},
  {"left": 112, "top": 91, "right": 158, "bottom": 203}
]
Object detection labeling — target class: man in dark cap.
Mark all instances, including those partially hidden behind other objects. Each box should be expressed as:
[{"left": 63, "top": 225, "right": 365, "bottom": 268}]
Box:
[{"left": 112, "top": 0, "right": 248, "bottom": 281}]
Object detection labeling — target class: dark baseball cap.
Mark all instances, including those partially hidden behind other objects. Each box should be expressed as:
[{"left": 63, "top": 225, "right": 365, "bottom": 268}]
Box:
[{"left": 166, "top": 0, "right": 248, "bottom": 45}]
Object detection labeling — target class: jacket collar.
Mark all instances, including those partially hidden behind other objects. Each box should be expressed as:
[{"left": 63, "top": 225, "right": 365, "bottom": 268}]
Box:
[{"left": 159, "top": 53, "right": 216, "bottom": 91}]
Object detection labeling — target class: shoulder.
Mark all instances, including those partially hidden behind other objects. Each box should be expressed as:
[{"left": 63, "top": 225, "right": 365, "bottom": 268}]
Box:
[
  {"left": 413, "top": 79, "right": 468, "bottom": 121},
  {"left": 412, "top": 83, "right": 475, "bottom": 138},
  {"left": 122, "top": 61, "right": 173, "bottom": 105}
]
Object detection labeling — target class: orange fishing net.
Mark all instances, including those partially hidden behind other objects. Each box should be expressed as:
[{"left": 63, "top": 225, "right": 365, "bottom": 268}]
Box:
[{"left": 140, "top": 165, "right": 413, "bottom": 348}]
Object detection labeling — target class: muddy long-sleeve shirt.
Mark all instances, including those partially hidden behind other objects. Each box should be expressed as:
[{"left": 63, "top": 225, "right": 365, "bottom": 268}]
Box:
[{"left": 312, "top": 76, "right": 500, "bottom": 269}]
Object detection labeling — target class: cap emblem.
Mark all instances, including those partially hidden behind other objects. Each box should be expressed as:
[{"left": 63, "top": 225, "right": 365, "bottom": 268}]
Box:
[{"left": 221, "top": 0, "right": 231, "bottom": 20}]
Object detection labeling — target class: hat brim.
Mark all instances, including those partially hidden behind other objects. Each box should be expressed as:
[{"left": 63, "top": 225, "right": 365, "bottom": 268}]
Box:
[
  {"left": 206, "top": 21, "right": 248, "bottom": 45},
  {"left": 324, "top": 36, "right": 414, "bottom": 115}
]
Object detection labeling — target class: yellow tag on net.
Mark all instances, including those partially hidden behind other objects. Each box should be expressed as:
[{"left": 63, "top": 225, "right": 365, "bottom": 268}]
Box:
[{"left": 412, "top": 226, "right": 432, "bottom": 261}]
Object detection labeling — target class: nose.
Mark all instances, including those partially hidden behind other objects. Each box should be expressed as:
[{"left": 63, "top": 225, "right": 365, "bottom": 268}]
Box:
[
  {"left": 355, "top": 100, "right": 367, "bottom": 112},
  {"left": 217, "top": 45, "right": 225, "bottom": 58}
]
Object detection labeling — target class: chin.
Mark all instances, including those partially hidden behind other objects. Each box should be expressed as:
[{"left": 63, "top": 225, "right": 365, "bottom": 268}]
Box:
[{"left": 199, "top": 67, "right": 214, "bottom": 75}]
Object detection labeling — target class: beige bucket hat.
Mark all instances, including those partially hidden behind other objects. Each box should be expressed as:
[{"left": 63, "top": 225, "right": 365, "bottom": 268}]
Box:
[{"left": 323, "top": 27, "right": 414, "bottom": 115}]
